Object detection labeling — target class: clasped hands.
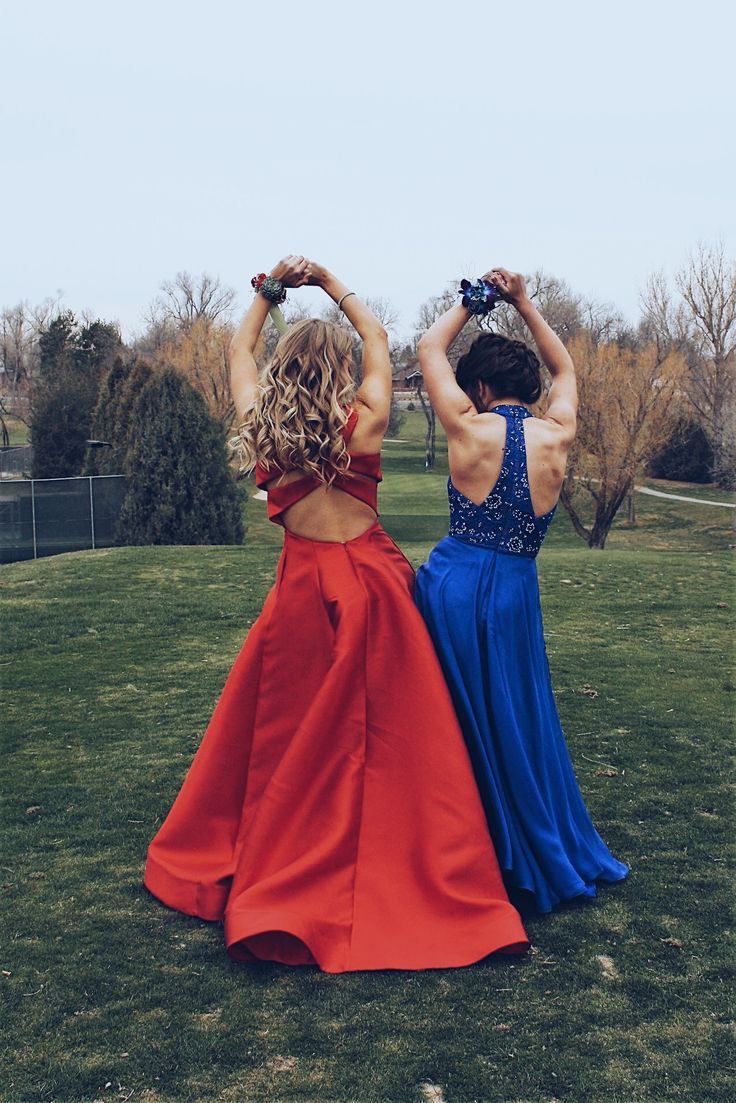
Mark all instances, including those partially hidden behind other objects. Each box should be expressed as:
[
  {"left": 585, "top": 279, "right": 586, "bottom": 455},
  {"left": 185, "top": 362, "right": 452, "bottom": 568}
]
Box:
[{"left": 267, "top": 256, "right": 530, "bottom": 306}]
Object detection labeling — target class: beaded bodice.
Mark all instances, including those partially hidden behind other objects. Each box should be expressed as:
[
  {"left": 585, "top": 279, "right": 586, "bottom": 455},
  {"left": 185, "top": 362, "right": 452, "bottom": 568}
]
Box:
[{"left": 448, "top": 404, "right": 556, "bottom": 558}]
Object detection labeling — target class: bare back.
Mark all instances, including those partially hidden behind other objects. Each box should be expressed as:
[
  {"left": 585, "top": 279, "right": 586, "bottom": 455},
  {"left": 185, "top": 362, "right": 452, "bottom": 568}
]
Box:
[
  {"left": 449, "top": 407, "right": 569, "bottom": 518},
  {"left": 262, "top": 400, "right": 386, "bottom": 542}
]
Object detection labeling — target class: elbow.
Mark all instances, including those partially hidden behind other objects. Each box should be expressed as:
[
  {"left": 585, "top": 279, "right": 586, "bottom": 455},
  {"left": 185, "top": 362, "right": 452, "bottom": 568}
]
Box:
[
  {"left": 365, "top": 323, "right": 388, "bottom": 345},
  {"left": 417, "top": 334, "right": 437, "bottom": 363}
]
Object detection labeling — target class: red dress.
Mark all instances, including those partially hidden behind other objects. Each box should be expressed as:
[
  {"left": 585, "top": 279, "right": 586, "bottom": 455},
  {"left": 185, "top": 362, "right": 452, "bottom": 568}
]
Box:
[{"left": 144, "top": 410, "right": 528, "bottom": 971}]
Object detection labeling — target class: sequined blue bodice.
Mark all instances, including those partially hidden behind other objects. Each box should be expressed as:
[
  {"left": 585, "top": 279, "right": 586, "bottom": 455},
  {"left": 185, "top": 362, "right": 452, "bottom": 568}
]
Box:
[{"left": 448, "top": 404, "right": 556, "bottom": 558}]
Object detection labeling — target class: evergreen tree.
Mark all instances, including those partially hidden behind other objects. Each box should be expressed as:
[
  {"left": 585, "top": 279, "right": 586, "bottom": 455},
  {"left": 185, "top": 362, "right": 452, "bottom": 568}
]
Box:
[
  {"left": 117, "top": 366, "right": 244, "bottom": 546},
  {"left": 37, "top": 311, "right": 76, "bottom": 380},
  {"left": 74, "top": 320, "right": 124, "bottom": 376},
  {"left": 85, "top": 357, "right": 153, "bottom": 475},
  {"left": 110, "top": 359, "right": 154, "bottom": 467},
  {"left": 649, "top": 418, "right": 714, "bottom": 483},
  {"left": 31, "top": 313, "right": 125, "bottom": 478},
  {"left": 30, "top": 367, "right": 97, "bottom": 479}
]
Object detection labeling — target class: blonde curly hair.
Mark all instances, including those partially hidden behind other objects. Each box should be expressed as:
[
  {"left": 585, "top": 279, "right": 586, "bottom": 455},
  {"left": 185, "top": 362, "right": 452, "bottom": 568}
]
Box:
[{"left": 230, "top": 319, "right": 356, "bottom": 483}]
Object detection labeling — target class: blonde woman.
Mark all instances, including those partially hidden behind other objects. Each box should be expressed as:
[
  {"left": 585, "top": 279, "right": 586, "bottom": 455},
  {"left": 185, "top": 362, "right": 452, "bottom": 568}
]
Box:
[{"left": 144, "top": 256, "right": 528, "bottom": 971}]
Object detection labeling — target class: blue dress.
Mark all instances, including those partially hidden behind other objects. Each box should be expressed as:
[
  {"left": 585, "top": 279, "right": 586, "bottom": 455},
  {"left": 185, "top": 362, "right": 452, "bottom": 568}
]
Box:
[{"left": 415, "top": 404, "right": 629, "bottom": 912}]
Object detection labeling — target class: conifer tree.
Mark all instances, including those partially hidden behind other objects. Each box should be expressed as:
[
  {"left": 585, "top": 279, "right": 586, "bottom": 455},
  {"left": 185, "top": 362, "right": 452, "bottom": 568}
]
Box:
[
  {"left": 31, "top": 313, "right": 124, "bottom": 478},
  {"left": 85, "top": 357, "right": 154, "bottom": 475},
  {"left": 649, "top": 418, "right": 714, "bottom": 483},
  {"left": 85, "top": 356, "right": 130, "bottom": 475},
  {"left": 117, "top": 366, "right": 244, "bottom": 545}
]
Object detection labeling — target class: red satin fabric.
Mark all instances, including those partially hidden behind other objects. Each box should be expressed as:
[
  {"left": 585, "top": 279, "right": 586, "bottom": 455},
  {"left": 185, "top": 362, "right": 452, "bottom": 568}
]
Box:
[
  {"left": 255, "top": 408, "right": 382, "bottom": 525},
  {"left": 144, "top": 523, "right": 528, "bottom": 971}
]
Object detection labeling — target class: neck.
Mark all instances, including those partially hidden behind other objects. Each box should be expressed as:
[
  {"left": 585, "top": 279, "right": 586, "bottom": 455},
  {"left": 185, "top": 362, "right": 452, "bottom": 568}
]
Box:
[{"left": 488, "top": 398, "right": 524, "bottom": 411}]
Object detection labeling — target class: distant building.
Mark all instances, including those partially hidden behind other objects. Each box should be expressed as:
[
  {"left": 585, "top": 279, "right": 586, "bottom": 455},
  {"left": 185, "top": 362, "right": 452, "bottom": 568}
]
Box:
[{"left": 392, "top": 361, "right": 422, "bottom": 391}]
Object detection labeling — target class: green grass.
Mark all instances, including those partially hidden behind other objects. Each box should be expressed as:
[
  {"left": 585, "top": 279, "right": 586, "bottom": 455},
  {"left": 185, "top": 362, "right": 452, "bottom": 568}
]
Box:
[
  {"left": 2, "top": 414, "right": 30, "bottom": 448},
  {"left": 1, "top": 412, "right": 734, "bottom": 1102}
]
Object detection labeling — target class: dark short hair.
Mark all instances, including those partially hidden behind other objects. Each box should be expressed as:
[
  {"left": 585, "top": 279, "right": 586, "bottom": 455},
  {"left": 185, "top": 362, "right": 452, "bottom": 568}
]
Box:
[{"left": 456, "top": 333, "right": 542, "bottom": 409}]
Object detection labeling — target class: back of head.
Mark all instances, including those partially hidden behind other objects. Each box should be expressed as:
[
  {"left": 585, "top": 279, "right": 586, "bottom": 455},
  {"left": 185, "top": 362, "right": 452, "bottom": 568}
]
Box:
[
  {"left": 456, "top": 333, "right": 542, "bottom": 411},
  {"left": 233, "top": 318, "right": 356, "bottom": 481}
]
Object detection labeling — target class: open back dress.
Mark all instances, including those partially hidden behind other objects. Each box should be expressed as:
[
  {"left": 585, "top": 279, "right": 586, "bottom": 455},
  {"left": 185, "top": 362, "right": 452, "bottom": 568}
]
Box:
[{"left": 415, "top": 403, "right": 629, "bottom": 913}]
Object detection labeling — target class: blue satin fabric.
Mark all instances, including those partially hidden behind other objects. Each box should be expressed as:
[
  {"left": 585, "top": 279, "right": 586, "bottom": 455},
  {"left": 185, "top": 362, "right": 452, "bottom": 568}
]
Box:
[{"left": 416, "top": 405, "right": 628, "bottom": 911}]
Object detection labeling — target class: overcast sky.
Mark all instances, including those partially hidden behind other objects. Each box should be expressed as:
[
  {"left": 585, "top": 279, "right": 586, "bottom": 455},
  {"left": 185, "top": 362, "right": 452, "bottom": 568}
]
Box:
[{"left": 2, "top": 0, "right": 733, "bottom": 338}]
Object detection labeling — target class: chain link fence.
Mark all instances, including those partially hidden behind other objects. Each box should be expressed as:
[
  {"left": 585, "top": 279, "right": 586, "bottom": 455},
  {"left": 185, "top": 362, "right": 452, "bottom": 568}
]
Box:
[
  {"left": 0, "top": 445, "right": 33, "bottom": 478},
  {"left": 0, "top": 475, "right": 127, "bottom": 563}
]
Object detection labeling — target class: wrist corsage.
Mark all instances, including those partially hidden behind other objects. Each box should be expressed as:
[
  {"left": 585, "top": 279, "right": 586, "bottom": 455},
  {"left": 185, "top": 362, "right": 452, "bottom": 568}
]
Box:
[
  {"left": 458, "top": 278, "right": 501, "bottom": 316},
  {"left": 251, "top": 272, "right": 287, "bottom": 305}
]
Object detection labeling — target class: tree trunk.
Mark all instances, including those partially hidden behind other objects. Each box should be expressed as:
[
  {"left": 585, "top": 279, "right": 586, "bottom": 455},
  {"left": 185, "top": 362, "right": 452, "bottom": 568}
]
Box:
[
  {"left": 588, "top": 488, "right": 629, "bottom": 549},
  {"left": 426, "top": 406, "right": 436, "bottom": 471},
  {"left": 559, "top": 485, "right": 592, "bottom": 544},
  {"left": 414, "top": 382, "right": 436, "bottom": 471}
]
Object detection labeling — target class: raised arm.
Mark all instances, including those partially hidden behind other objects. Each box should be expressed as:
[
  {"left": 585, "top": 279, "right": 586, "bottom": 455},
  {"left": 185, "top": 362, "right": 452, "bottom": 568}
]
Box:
[
  {"left": 230, "top": 255, "right": 309, "bottom": 422},
  {"left": 306, "top": 262, "right": 391, "bottom": 427},
  {"left": 416, "top": 300, "right": 477, "bottom": 434},
  {"left": 491, "top": 268, "right": 578, "bottom": 438}
]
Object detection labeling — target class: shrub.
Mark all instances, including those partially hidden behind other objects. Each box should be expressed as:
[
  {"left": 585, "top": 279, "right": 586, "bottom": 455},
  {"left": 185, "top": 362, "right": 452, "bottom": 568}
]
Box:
[
  {"left": 649, "top": 418, "right": 714, "bottom": 483},
  {"left": 117, "top": 366, "right": 244, "bottom": 546}
]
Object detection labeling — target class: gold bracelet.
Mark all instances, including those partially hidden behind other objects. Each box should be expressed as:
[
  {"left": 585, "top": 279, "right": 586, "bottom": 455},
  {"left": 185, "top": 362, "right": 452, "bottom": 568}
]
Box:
[{"left": 337, "top": 291, "right": 356, "bottom": 312}]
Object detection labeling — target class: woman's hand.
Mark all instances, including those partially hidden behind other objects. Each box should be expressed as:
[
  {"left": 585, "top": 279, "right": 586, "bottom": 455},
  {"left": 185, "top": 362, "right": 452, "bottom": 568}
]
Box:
[
  {"left": 304, "top": 260, "right": 331, "bottom": 287},
  {"left": 269, "top": 255, "right": 310, "bottom": 288},
  {"left": 485, "top": 267, "right": 530, "bottom": 309}
]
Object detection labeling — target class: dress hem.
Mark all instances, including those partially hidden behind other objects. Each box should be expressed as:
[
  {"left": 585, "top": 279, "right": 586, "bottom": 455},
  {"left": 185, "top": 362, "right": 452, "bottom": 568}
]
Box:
[{"left": 145, "top": 859, "right": 530, "bottom": 973}]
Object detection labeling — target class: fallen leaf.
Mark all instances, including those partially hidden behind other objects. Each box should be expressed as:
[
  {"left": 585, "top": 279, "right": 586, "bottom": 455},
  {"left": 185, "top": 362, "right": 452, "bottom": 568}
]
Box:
[
  {"left": 581, "top": 685, "right": 599, "bottom": 698},
  {"left": 596, "top": 767, "right": 619, "bottom": 777},
  {"left": 660, "top": 937, "right": 683, "bottom": 950},
  {"left": 25, "top": 806, "right": 41, "bottom": 814}
]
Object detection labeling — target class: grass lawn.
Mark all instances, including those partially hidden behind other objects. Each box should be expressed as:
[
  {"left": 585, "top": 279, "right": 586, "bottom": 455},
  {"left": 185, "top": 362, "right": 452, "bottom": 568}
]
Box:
[
  {"left": 2, "top": 415, "right": 30, "bottom": 448},
  {"left": 2, "top": 413, "right": 734, "bottom": 1103}
]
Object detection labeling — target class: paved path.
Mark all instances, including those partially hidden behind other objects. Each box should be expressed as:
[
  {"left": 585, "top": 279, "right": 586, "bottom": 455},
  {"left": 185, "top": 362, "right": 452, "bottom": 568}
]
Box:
[{"left": 635, "top": 485, "right": 735, "bottom": 509}]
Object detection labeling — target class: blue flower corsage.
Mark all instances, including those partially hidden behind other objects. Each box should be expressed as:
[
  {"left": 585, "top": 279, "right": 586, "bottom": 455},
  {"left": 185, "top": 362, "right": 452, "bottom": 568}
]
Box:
[{"left": 459, "top": 278, "right": 501, "bottom": 315}]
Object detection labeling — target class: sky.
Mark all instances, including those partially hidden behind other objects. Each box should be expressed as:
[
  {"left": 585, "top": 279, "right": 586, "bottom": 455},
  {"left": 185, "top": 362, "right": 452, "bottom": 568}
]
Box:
[{"left": 2, "top": 0, "right": 734, "bottom": 339}]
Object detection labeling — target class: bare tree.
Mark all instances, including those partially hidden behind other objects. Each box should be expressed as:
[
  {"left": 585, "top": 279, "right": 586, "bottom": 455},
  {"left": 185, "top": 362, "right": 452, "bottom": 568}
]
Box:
[
  {"left": 146, "top": 271, "right": 237, "bottom": 335},
  {"left": 0, "top": 297, "right": 59, "bottom": 398},
  {"left": 641, "top": 244, "right": 736, "bottom": 487},
  {"left": 677, "top": 244, "right": 736, "bottom": 486},
  {"left": 158, "top": 316, "right": 236, "bottom": 427},
  {"left": 410, "top": 372, "right": 437, "bottom": 470},
  {"left": 321, "top": 295, "right": 398, "bottom": 333},
  {"left": 560, "top": 334, "right": 685, "bottom": 548},
  {"left": 492, "top": 271, "right": 586, "bottom": 345}
]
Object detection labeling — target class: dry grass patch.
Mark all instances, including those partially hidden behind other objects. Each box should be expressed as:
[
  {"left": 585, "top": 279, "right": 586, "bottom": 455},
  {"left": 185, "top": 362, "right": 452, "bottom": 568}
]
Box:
[{"left": 594, "top": 954, "right": 621, "bottom": 980}]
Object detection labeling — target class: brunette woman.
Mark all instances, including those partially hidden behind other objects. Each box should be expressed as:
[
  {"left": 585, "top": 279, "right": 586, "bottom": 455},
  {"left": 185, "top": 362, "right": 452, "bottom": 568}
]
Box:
[{"left": 415, "top": 267, "right": 628, "bottom": 913}]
